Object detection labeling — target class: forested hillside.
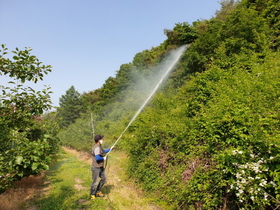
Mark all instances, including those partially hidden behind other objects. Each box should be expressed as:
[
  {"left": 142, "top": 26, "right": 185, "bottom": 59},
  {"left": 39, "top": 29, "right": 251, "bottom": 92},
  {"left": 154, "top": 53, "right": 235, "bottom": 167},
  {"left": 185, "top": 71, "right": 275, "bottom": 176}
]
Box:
[{"left": 56, "top": 0, "right": 280, "bottom": 209}]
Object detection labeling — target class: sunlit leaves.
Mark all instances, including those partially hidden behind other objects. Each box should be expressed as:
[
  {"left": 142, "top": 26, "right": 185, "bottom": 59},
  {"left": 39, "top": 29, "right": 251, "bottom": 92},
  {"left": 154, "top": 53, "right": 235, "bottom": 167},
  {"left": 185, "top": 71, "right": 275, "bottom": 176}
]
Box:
[
  {"left": 0, "top": 45, "right": 52, "bottom": 82},
  {"left": 164, "top": 22, "right": 198, "bottom": 46},
  {"left": 0, "top": 46, "right": 59, "bottom": 192}
]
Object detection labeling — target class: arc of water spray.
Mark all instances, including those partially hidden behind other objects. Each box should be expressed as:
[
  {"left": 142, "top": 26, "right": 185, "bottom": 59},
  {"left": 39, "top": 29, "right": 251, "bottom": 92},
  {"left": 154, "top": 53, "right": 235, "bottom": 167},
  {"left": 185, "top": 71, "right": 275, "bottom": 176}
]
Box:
[{"left": 106, "top": 45, "right": 187, "bottom": 156}]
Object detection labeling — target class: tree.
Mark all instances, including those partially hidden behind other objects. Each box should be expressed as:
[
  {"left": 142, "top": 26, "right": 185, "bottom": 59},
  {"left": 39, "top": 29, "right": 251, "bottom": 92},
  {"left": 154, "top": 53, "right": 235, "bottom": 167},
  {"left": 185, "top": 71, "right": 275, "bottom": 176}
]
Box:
[
  {"left": 99, "top": 76, "right": 117, "bottom": 101},
  {"left": 215, "top": 0, "right": 238, "bottom": 21},
  {"left": 57, "top": 85, "right": 83, "bottom": 128},
  {"left": 164, "top": 22, "right": 198, "bottom": 46},
  {"left": 80, "top": 88, "right": 102, "bottom": 110},
  {"left": 0, "top": 45, "right": 59, "bottom": 192}
]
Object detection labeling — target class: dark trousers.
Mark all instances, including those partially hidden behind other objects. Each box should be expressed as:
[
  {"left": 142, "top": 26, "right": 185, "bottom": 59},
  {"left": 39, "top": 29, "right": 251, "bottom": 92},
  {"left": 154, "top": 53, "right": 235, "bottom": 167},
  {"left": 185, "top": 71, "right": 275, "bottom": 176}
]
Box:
[{"left": 90, "top": 166, "right": 106, "bottom": 196}]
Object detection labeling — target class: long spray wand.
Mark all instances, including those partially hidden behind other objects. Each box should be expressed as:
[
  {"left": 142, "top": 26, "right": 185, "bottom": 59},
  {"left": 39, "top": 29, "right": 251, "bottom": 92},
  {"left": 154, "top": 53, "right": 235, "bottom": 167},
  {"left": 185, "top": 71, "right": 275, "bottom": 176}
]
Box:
[
  {"left": 106, "top": 45, "right": 187, "bottom": 157},
  {"left": 90, "top": 113, "right": 95, "bottom": 138}
]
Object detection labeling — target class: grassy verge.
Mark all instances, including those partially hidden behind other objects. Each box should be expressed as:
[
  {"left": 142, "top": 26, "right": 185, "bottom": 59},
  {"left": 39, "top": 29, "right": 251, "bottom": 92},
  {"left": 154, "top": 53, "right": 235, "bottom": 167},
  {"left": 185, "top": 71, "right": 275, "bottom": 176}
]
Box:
[
  {"left": 33, "top": 148, "right": 97, "bottom": 210},
  {"left": 31, "top": 147, "right": 165, "bottom": 210}
]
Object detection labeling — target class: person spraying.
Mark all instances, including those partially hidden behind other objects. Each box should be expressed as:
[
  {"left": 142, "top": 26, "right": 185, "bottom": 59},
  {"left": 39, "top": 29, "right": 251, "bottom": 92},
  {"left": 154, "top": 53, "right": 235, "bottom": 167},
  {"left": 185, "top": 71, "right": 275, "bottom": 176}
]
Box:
[
  {"left": 90, "top": 135, "right": 113, "bottom": 199},
  {"left": 89, "top": 46, "right": 186, "bottom": 200}
]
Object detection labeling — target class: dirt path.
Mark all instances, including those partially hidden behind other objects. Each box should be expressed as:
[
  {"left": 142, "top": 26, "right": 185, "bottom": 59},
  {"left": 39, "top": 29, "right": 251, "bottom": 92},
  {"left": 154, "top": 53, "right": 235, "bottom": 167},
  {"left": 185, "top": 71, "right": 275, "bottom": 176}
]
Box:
[{"left": 62, "top": 146, "right": 162, "bottom": 210}]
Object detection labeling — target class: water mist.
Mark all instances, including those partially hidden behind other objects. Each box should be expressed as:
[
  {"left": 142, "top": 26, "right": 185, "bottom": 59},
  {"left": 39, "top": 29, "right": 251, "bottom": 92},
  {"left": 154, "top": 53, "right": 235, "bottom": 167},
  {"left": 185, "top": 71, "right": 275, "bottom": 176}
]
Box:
[{"left": 107, "top": 45, "right": 187, "bottom": 155}]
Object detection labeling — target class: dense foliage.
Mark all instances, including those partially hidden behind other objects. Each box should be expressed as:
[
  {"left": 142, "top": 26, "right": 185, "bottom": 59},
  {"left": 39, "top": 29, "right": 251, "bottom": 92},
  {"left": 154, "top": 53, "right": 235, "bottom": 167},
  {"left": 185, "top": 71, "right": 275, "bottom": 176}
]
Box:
[
  {"left": 0, "top": 45, "right": 60, "bottom": 192},
  {"left": 57, "top": 0, "right": 279, "bottom": 209},
  {"left": 128, "top": 52, "right": 280, "bottom": 209}
]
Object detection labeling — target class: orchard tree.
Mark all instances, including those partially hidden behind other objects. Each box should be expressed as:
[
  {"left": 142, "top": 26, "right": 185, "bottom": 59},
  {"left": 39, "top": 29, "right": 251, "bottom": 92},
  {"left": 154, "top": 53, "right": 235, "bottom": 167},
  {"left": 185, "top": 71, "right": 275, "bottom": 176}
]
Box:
[
  {"left": 0, "top": 45, "right": 59, "bottom": 192},
  {"left": 57, "top": 85, "right": 83, "bottom": 128}
]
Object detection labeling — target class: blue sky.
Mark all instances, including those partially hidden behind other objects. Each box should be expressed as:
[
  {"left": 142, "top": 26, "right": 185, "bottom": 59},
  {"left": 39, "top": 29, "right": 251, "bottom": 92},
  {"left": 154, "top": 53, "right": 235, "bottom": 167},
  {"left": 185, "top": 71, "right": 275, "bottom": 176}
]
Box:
[{"left": 0, "top": 0, "right": 221, "bottom": 108}]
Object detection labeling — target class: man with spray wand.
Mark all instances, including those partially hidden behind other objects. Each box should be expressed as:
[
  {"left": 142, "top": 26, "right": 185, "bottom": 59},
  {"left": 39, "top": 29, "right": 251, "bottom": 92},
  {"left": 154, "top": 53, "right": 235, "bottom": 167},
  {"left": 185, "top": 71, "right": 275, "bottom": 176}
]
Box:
[
  {"left": 89, "top": 46, "right": 186, "bottom": 200},
  {"left": 90, "top": 135, "right": 114, "bottom": 200}
]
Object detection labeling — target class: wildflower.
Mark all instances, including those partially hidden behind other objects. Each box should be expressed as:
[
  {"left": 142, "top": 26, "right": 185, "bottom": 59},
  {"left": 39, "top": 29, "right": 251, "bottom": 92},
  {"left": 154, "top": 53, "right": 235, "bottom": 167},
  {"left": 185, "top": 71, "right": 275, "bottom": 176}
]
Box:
[
  {"left": 238, "top": 165, "right": 244, "bottom": 169},
  {"left": 258, "top": 158, "right": 266, "bottom": 164},
  {"left": 264, "top": 193, "right": 268, "bottom": 200},
  {"left": 251, "top": 196, "right": 254, "bottom": 201},
  {"left": 259, "top": 179, "right": 267, "bottom": 187},
  {"left": 270, "top": 181, "right": 276, "bottom": 187},
  {"left": 253, "top": 168, "right": 260, "bottom": 173},
  {"left": 236, "top": 173, "right": 242, "bottom": 179}
]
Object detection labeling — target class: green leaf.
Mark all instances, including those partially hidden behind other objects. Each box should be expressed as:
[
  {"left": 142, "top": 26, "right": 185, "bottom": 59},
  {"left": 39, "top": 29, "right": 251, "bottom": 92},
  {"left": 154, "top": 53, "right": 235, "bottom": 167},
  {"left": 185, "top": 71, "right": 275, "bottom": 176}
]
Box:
[
  {"left": 17, "top": 171, "right": 23, "bottom": 177},
  {"left": 42, "top": 164, "right": 49, "bottom": 170},
  {"left": 15, "top": 156, "right": 23, "bottom": 165},
  {"left": 31, "top": 162, "right": 40, "bottom": 170},
  {"left": 31, "top": 155, "right": 39, "bottom": 161}
]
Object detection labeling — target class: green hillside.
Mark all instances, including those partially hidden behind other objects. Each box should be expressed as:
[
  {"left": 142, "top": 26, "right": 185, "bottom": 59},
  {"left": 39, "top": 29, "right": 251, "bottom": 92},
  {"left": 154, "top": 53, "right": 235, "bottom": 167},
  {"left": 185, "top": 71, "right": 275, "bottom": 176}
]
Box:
[{"left": 49, "top": 0, "right": 280, "bottom": 209}]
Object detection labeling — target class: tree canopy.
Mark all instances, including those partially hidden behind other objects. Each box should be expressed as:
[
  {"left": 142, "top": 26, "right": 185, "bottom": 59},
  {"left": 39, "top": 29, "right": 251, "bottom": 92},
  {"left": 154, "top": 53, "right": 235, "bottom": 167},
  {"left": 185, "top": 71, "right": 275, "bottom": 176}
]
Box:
[{"left": 0, "top": 45, "right": 59, "bottom": 192}]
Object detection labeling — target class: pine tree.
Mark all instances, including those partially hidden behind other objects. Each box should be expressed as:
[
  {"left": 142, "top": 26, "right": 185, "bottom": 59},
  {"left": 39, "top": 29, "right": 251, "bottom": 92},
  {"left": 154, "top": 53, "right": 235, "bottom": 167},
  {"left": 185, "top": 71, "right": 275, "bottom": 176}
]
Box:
[{"left": 57, "top": 86, "right": 83, "bottom": 128}]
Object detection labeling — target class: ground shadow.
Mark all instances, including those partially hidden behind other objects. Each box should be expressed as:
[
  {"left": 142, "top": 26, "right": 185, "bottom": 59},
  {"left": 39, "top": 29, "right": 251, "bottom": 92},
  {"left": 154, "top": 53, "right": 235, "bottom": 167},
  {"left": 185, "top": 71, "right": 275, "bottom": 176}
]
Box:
[
  {"left": 103, "top": 184, "right": 114, "bottom": 195},
  {"left": 36, "top": 185, "right": 78, "bottom": 210}
]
